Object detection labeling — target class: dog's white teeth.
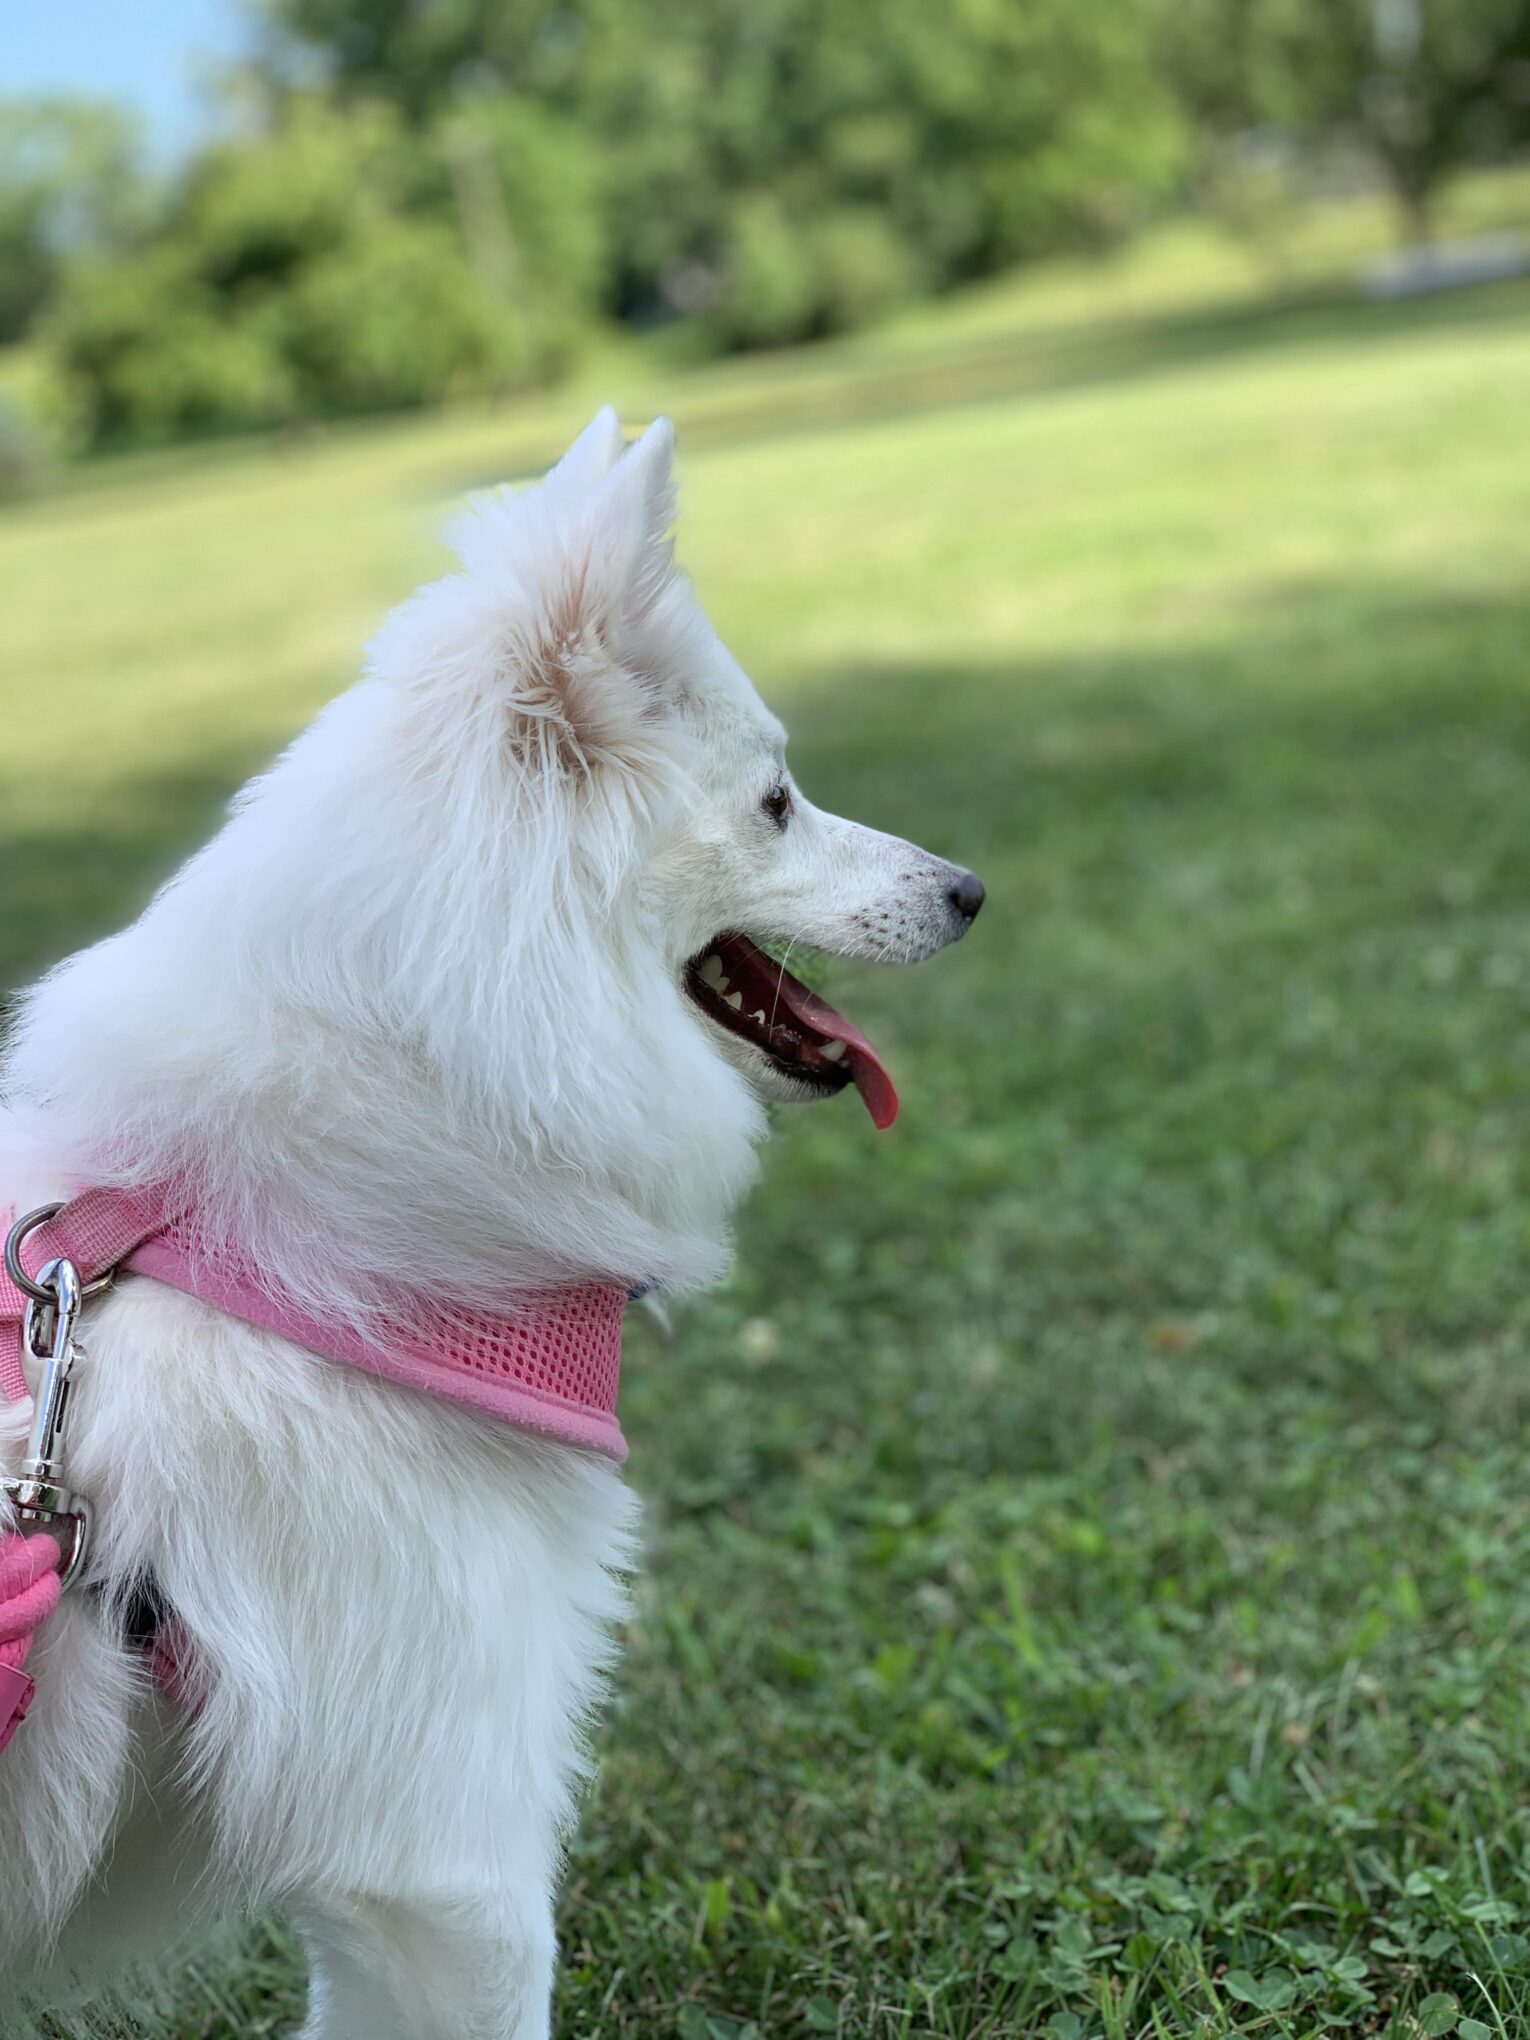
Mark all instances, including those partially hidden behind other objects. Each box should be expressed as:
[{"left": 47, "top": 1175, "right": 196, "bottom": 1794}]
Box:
[
  {"left": 725, "top": 991, "right": 744, "bottom": 1010},
  {"left": 750, "top": 1009, "right": 767, "bottom": 1026},
  {"left": 821, "top": 1040, "right": 847, "bottom": 1062},
  {"left": 700, "top": 954, "right": 727, "bottom": 990}
]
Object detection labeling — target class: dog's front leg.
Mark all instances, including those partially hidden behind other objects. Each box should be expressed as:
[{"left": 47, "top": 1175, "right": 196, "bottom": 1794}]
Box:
[{"left": 293, "top": 1883, "right": 555, "bottom": 2040}]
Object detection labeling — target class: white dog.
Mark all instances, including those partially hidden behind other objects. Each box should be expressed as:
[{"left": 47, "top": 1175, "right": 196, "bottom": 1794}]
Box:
[{"left": 0, "top": 412, "right": 983, "bottom": 2036}]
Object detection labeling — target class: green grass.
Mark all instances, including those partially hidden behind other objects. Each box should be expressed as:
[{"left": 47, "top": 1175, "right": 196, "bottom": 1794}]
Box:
[{"left": 6, "top": 203, "right": 1530, "bottom": 2038}]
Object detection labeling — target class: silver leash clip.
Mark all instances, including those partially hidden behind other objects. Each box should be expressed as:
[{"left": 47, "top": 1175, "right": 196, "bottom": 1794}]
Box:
[{"left": 3, "top": 1255, "right": 92, "bottom": 1587}]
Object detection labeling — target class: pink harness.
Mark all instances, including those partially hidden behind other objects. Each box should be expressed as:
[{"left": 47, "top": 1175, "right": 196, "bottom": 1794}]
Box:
[{"left": 0, "top": 1184, "right": 631, "bottom": 1749}]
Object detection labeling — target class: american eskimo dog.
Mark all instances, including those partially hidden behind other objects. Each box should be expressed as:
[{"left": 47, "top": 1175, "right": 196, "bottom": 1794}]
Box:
[{"left": 0, "top": 412, "right": 983, "bottom": 2036}]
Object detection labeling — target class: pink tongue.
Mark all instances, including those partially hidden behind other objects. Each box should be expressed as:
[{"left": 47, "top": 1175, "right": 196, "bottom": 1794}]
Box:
[{"left": 777, "top": 983, "right": 900, "bottom": 1131}]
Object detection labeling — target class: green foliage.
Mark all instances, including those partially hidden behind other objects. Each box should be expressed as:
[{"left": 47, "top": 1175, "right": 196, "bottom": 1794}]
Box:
[
  {"left": 428, "top": 98, "right": 610, "bottom": 373},
  {"left": 0, "top": 98, "right": 147, "bottom": 345},
  {"left": 1266, "top": 0, "right": 1530, "bottom": 230},
  {"left": 716, "top": 196, "right": 821, "bottom": 349},
  {"left": 808, "top": 208, "right": 921, "bottom": 336},
  {"left": 276, "top": 217, "right": 521, "bottom": 412},
  {"left": 43, "top": 99, "right": 584, "bottom": 446},
  {"left": 437, "top": 99, "right": 609, "bottom": 318},
  {"left": 260, "top": 0, "right": 1186, "bottom": 324},
  {"left": 1170, "top": 0, "right": 1530, "bottom": 234},
  {"left": 261, "top": 0, "right": 569, "bottom": 125},
  {"left": 0, "top": 394, "right": 50, "bottom": 500},
  {"left": 7, "top": 236, "right": 1530, "bottom": 2036},
  {"left": 715, "top": 201, "right": 922, "bottom": 351},
  {"left": 177, "top": 99, "right": 410, "bottom": 293},
  {"left": 46, "top": 254, "right": 293, "bottom": 445},
  {"left": 10, "top": 0, "right": 1530, "bottom": 454}
]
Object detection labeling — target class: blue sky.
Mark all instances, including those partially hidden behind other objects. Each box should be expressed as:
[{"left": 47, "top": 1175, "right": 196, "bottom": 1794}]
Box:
[{"left": 3, "top": 0, "right": 252, "bottom": 159}]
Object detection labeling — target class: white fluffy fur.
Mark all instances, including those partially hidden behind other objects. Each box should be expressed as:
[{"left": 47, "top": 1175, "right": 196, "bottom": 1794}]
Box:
[{"left": 0, "top": 411, "right": 974, "bottom": 2036}]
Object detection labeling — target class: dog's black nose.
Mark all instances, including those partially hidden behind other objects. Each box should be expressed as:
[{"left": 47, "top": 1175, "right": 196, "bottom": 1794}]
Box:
[{"left": 949, "top": 870, "right": 985, "bottom": 927}]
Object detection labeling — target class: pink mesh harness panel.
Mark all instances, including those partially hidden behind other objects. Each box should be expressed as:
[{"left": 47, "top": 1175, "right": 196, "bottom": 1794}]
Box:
[{"left": 0, "top": 1186, "right": 629, "bottom": 1460}]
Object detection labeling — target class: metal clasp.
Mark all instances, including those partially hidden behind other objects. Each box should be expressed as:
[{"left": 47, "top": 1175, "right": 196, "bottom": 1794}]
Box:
[{"left": 3, "top": 1255, "right": 92, "bottom": 1586}]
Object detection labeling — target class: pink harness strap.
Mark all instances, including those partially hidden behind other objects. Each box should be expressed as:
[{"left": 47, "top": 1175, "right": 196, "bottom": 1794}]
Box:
[
  {"left": 0, "top": 1186, "right": 165, "bottom": 1405},
  {"left": 1, "top": 1187, "right": 629, "bottom": 1458},
  {"left": 0, "top": 1184, "right": 631, "bottom": 1747}
]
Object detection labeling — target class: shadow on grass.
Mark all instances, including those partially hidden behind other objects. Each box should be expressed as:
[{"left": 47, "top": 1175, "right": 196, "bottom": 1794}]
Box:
[
  {"left": 785, "top": 574, "right": 1530, "bottom": 861},
  {"left": 0, "top": 752, "right": 259, "bottom": 992}
]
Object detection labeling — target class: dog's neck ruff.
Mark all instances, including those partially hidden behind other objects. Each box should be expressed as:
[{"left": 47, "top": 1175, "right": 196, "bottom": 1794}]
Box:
[{"left": 0, "top": 1185, "right": 629, "bottom": 1461}]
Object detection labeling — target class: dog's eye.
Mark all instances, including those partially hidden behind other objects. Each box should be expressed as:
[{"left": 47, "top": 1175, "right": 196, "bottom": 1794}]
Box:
[{"left": 761, "top": 781, "right": 792, "bottom": 829}]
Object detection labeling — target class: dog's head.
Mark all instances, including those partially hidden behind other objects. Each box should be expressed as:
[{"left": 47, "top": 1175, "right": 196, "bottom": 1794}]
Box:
[
  {"left": 6, "top": 411, "right": 983, "bottom": 1309},
  {"left": 383, "top": 410, "right": 982, "bottom": 1138}
]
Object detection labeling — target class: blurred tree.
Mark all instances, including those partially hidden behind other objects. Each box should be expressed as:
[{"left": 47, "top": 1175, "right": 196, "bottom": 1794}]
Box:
[
  {"left": 255, "top": 0, "right": 573, "bottom": 123},
  {"left": 256, "top": 0, "right": 1186, "bottom": 337},
  {"left": 177, "top": 97, "right": 414, "bottom": 291},
  {"left": 428, "top": 96, "right": 609, "bottom": 364},
  {"left": 275, "top": 215, "right": 520, "bottom": 409},
  {"left": 46, "top": 99, "right": 571, "bottom": 444},
  {"left": 45, "top": 251, "right": 293, "bottom": 444},
  {"left": 1168, "top": 0, "right": 1530, "bottom": 240},
  {"left": 0, "top": 100, "right": 148, "bottom": 344},
  {"left": 17, "top": 0, "right": 1530, "bottom": 456},
  {"left": 1268, "top": 0, "right": 1530, "bottom": 239}
]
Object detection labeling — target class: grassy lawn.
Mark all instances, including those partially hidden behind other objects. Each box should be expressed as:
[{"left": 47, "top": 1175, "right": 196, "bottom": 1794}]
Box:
[{"left": 6, "top": 216, "right": 1530, "bottom": 2037}]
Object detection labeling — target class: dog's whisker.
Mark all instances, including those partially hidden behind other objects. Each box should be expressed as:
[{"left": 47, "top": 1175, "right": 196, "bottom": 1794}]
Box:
[{"left": 766, "top": 935, "right": 805, "bottom": 1032}]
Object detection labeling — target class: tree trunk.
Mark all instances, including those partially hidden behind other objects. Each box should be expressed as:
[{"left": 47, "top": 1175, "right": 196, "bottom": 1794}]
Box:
[{"left": 1398, "top": 178, "right": 1434, "bottom": 249}]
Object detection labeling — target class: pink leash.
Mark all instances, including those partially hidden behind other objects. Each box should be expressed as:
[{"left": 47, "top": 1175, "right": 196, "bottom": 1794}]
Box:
[{"left": 0, "top": 1532, "right": 60, "bottom": 1754}]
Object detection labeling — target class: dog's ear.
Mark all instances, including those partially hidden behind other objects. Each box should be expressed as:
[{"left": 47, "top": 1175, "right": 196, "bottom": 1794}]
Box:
[
  {"left": 573, "top": 416, "right": 677, "bottom": 627},
  {"left": 509, "top": 417, "right": 687, "bottom": 780},
  {"left": 544, "top": 406, "right": 626, "bottom": 507},
  {"left": 419, "top": 417, "right": 687, "bottom": 785}
]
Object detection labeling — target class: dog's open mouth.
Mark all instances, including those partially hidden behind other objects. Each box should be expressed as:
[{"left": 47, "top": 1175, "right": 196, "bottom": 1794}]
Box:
[{"left": 683, "top": 934, "right": 899, "bottom": 1129}]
